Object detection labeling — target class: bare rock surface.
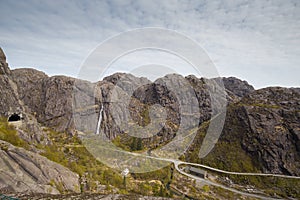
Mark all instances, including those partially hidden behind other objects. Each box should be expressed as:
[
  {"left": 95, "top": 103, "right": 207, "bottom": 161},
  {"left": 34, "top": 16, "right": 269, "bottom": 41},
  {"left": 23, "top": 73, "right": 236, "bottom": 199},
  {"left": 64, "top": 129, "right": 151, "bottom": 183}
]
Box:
[
  {"left": 0, "top": 140, "right": 80, "bottom": 194},
  {"left": 216, "top": 87, "right": 300, "bottom": 175},
  {"left": 0, "top": 48, "right": 22, "bottom": 116},
  {"left": 239, "top": 87, "right": 300, "bottom": 175},
  {"left": 222, "top": 77, "right": 255, "bottom": 98},
  {"left": 0, "top": 48, "right": 11, "bottom": 75}
]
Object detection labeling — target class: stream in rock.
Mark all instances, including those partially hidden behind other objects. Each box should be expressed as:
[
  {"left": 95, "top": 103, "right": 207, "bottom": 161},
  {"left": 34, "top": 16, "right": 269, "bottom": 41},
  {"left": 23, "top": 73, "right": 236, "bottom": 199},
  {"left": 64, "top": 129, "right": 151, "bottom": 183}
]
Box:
[{"left": 95, "top": 104, "right": 104, "bottom": 135}]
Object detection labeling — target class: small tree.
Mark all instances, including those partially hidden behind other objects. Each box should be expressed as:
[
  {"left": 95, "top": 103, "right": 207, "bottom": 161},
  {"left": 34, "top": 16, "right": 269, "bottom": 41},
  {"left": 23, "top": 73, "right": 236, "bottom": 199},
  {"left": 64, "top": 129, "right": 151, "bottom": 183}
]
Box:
[
  {"left": 130, "top": 137, "right": 137, "bottom": 151},
  {"left": 136, "top": 138, "right": 143, "bottom": 150}
]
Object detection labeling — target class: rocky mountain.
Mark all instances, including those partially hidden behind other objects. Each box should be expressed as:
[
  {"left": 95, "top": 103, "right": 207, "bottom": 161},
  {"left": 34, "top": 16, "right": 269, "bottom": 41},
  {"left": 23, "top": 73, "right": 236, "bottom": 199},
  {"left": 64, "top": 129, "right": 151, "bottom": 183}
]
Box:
[{"left": 0, "top": 47, "right": 299, "bottom": 198}]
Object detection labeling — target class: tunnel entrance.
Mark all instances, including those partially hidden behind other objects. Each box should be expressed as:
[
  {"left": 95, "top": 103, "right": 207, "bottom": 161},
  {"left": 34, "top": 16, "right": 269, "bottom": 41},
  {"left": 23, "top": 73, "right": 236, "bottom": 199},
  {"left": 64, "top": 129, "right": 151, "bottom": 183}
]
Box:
[{"left": 8, "top": 113, "right": 21, "bottom": 122}]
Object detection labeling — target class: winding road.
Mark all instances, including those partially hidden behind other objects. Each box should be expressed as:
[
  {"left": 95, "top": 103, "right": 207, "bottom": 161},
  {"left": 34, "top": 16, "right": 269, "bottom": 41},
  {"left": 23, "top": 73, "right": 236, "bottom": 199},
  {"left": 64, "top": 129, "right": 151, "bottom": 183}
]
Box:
[
  {"left": 173, "top": 164, "right": 279, "bottom": 200},
  {"left": 87, "top": 144, "right": 300, "bottom": 199},
  {"left": 173, "top": 160, "right": 300, "bottom": 179}
]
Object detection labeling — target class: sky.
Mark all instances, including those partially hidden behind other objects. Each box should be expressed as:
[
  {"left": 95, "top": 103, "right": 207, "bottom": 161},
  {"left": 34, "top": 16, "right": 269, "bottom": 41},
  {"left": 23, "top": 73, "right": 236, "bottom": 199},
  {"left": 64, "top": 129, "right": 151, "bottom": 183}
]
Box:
[{"left": 0, "top": 0, "right": 299, "bottom": 88}]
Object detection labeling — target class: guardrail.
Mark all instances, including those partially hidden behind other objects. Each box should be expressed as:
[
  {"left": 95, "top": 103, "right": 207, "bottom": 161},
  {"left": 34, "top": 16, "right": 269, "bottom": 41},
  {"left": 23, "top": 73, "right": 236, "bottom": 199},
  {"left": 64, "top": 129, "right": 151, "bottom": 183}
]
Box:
[{"left": 0, "top": 194, "right": 19, "bottom": 200}]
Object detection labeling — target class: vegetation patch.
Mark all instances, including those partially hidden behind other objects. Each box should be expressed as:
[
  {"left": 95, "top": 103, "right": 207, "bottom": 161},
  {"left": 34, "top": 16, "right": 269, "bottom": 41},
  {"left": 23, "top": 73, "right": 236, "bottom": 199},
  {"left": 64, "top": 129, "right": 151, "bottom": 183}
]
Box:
[{"left": 0, "top": 117, "right": 29, "bottom": 149}]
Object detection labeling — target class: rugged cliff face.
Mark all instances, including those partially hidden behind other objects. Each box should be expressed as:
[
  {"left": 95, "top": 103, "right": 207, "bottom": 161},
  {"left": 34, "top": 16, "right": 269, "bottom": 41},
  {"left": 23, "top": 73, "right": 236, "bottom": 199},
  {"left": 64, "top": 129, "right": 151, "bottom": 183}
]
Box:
[
  {"left": 0, "top": 48, "right": 22, "bottom": 116},
  {"left": 8, "top": 59, "right": 300, "bottom": 176},
  {"left": 9, "top": 62, "right": 252, "bottom": 142},
  {"left": 0, "top": 50, "right": 50, "bottom": 146},
  {"left": 186, "top": 86, "right": 300, "bottom": 177},
  {"left": 0, "top": 49, "right": 80, "bottom": 195},
  {"left": 222, "top": 77, "right": 254, "bottom": 98},
  {"left": 0, "top": 48, "right": 11, "bottom": 76},
  {"left": 238, "top": 87, "right": 300, "bottom": 175},
  {"left": 11, "top": 70, "right": 76, "bottom": 134}
]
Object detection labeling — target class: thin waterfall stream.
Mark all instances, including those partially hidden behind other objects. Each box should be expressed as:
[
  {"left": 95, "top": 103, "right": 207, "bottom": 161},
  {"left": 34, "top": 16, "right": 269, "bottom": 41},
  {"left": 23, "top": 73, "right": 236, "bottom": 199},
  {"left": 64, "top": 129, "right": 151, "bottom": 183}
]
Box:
[{"left": 95, "top": 104, "right": 103, "bottom": 135}]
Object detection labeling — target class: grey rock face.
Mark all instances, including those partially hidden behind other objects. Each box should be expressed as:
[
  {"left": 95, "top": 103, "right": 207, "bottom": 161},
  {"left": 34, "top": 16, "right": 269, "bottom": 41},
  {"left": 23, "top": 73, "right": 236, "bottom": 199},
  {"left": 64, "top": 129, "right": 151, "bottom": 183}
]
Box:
[
  {"left": 11, "top": 68, "right": 48, "bottom": 116},
  {"left": 10, "top": 67, "right": 247, "bottom": 144},
  {"left": 219, "top": 87, "right": 300, "bottom": 175},
  {"left": 104, "top": 72, "right": 151, "bottom": 92},
  {"left": 0, "top": 48, "right": 22, "bottom": 116},
  {"left": 0, "top": 49, "right": 22, "bottom": 116},
  {"left": 42, "top": 76, "right": 76, "bottom": 132},
  {"left": 240, "top": 87, "right": 300, "bottom": 175},
  {"left": 0, "top": 75, "right": 22, "bottom": 116},
  {"left": 0, "top": 53, "right": 50, "bottom": 145},
  {"left": 0, "top": 48, "right": 11, "bottom": 75},
  {"left": 223, "top": 77, "right": 255, "bottom": 98},
  {"left": 0, "top": 140, "right": 80, "bottom": 194},
  {"left": 11, "top": 71, "right": 78, "bottom": 134},
  {"left": 97, "top": 73, "right": 151, "bottom": 139}
]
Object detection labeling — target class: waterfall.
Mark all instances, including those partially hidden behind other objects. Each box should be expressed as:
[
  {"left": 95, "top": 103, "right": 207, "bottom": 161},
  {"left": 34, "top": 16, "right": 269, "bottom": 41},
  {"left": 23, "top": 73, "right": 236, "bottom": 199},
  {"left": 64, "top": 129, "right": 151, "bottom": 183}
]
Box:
[{"left": 95, "top": 104, "right": 103, "bottom": 135}]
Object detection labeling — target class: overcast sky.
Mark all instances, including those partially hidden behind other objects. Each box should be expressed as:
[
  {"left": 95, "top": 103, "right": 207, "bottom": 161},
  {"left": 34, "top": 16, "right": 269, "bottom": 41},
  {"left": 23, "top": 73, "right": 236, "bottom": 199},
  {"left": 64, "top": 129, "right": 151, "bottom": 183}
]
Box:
[{"left": 0, "top": 0, "right": 299, "bottom": 88}]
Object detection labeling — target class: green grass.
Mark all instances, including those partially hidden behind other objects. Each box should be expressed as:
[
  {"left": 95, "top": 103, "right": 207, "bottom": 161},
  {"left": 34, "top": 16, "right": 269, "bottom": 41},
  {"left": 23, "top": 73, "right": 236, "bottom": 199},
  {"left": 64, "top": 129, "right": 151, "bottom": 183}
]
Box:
[
  {"left": 0, "top": 117, "right": 29, "bottom": 149},
  {"left": 38, "top": 128, "right": 171, "bottom": 196},
  {"left": 39, "top": 128, "right": 124, "bottom": 192}
]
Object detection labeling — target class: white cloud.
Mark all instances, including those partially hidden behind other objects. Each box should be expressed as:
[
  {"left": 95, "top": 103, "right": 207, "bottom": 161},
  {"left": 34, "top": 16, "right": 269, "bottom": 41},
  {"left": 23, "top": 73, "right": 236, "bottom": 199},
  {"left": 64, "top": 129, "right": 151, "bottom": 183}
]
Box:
[{"left": 0, "top": 0, "right": 299, "bottom": 88}]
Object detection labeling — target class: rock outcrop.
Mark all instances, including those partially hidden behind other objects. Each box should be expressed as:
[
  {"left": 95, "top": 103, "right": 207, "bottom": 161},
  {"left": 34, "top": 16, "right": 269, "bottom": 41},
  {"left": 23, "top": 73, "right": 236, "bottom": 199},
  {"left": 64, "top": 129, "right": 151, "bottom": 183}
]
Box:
[
  {"left": 0, "top": 140, "right": 80, "bottom": 194},
  {"left": 239, "top": 87, "right": 300, "bottom": 175},
  {"left": 0, "top": 48, "right": 22, "bottom": 116},
  {"left": 222, "top": 77, "right": 255, "bottom": 98},
  {"left": 11, "top": 71, "right": 76, "bottom": 133},
  {"left": 201, "top": 86, "right": 300, "bottom": 176},
  {"left": 0, "top": 48, "right": 11, "bottom": 75}
]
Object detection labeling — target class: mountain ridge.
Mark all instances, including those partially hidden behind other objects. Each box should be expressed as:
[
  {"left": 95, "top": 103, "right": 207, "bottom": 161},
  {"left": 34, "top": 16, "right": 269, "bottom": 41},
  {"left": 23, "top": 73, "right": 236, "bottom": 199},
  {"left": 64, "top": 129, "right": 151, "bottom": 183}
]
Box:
[{"left": 0, "top": 48, "right": 299, "bottom": 198}]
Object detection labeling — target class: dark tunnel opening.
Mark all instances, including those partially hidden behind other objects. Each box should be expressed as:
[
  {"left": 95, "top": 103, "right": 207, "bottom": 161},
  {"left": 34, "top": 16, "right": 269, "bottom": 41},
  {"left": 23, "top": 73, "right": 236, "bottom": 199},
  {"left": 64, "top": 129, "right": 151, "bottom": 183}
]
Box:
[{"left": 8, "top": 113, "right": 21, "bottom": 122}]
